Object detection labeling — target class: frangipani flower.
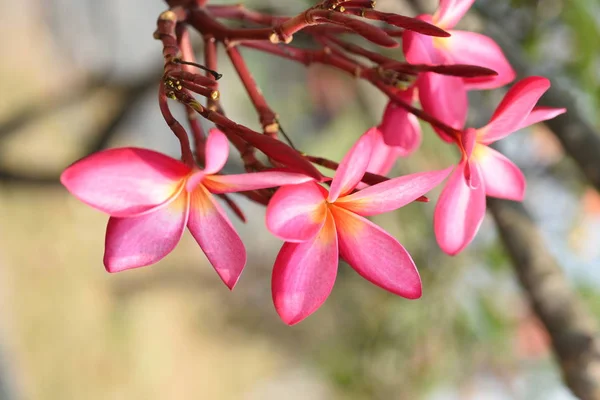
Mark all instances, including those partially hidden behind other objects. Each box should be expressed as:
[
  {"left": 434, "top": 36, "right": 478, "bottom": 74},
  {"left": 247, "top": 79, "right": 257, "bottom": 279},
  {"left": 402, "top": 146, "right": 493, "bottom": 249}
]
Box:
[
  {"left": 434, "top": 77, "right": 566, "bottom": 255},
  {"left": 266, "top": 134, "right": 451, "bottom": 324},
  {"left": 404, "top": 0, "right": 514, "bottom": 89},
  {"left": 61, "top": 129, "right": 314, "bottom": 288},
  {"left": 403, "top": 0, "right": 516, "bottom": 141}
]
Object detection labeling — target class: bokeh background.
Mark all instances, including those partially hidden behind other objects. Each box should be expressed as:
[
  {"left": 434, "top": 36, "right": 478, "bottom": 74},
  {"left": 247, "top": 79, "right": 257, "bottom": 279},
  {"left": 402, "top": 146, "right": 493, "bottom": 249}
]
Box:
[{"left": 1, "top": 0, "right": 599, "bottom": 399}]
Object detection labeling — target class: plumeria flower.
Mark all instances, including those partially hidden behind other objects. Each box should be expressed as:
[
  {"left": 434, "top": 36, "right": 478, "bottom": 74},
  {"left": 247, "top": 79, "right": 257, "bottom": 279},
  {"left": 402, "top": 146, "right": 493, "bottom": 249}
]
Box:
[
  {"left": 266, "top": 133, "right": 452, "bottom": 324},
  {"left": 434, "top": 77, "right": 566, "bottom": 255},
  {"left": 61, "top": 129, "right": 314, "bottom": 288},
  {"left": 403, "top": 0, "right": 516, "bottom": 141}
]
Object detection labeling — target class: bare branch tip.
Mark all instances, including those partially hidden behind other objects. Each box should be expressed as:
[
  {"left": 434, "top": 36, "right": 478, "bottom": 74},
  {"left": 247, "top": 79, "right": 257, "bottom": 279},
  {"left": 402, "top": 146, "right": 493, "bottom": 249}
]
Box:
[{"left": 159, "top": 10, "right": 178, "bottom": 22}]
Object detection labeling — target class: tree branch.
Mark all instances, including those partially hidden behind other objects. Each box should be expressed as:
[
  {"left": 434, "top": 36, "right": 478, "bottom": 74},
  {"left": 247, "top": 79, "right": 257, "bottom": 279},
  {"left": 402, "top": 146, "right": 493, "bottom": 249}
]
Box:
[{"left": 488, "top": 198, "right": 600, "bottom": 400}]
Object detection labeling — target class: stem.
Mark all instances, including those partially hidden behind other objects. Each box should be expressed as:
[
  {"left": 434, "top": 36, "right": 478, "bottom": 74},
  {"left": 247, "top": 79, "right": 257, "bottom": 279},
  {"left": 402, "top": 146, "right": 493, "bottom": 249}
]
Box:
[
  {"left": 158, "top": 84, "right": 195, "bottom": 166},
  {"left": 226, "top": 45, "right": 278, "bottom": 136},
  {"left": 241, "top": 41, "right": 460, "bottom": 140},
  {"left": 207, "top": 4, "right": 288, "bottom": 26},
  {"left": 203, "top": 34, "right": 220, "bottom": 112},
  {"left": 177, "top": 24, "right": 207, "bottom": 164}
]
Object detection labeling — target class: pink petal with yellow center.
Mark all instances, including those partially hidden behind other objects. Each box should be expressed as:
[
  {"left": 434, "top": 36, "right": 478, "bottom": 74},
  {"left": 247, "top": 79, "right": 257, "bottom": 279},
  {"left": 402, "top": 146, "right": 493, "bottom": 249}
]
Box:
[
  {"left": 433, "top": 0, "right": 475, "bottom": 29},
  {"left": 476, "top": 145, "right": 526, "bottom": 201},
  {"left": 328, "top": 134, "right": 374, "bottom": 202},
  {"left": 330, "top": 205, "right": 421, "bottom": 299},
  {"left": 103, "top": 191, "right": 190, "bottom": 272},
  {"left": 266, "top": 182, "right": 328, "bottom": 242},
  {"left": 61, "top": 147, "right": 190, "bottom": 217},
  {"left": 335, "top": 168, "right": 452, "bottom": 217},
  {"left": 434, "top": 161, "right": 486, "bottom": 255},
  {"left": 461, "top": 128, "right": 479, "bottom": 186},
  {"left": 479, "top": 77, "right": 551, "bottom": 144},
  {"left": 418, "top": 72, "right": 467, "bottom": 142},
  {"left": 187, "top": 185, "right": 246, "bottom": 290},
  {"left": 202, "top": 171, "right": 314, "bottom": 194},
  {"left": 272, "top": 209, "right": 338, "bottom": 325},
  {"left": 203, "top": 129, "right": 230, "bottom": 174},
  {"left": 444, "top": 31, "right": 516, "bottom": 90},
  {"left": 462, "top": 128, "right": 477, "bottom": 159}
]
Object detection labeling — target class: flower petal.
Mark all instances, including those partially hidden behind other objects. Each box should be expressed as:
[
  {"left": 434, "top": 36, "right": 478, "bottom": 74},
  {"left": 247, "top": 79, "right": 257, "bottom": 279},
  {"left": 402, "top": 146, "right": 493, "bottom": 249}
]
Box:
[
  {"left": 328, "top": 133, "right": 374, "bottom": 202},
  {"left": 187, "top": 185, "right": 246, "bottom": 289},
  {"left": 330, "top": 205, "right": 421, "bottom": 299},
  {"left": 402, "top": 23, "right": 440, "bottom": 65},
  {"left": 203, "top": 128, "right": 229, "bottom": 174},
  {"left": 272, "top": 209, "right": 338, "bottom": 325},
  {"left": 434, "top": 0, "right": 475, "bottom": 29},
  {"left": 516, "top": 106, "right": 566, "bottom": 131},
  {"left": 203, "top": 170, "right": 314, "bottom": 194},
  {"left": 364, "top": 127, "right": 404, "bottom": 176},
  {"left": 379, "top": 95, "right": 422, "bottom": 155},
  {"left": 462, "top": 127, "right": 477, "bottom": 159},
  {"left": 104, "top": 191, "right": 189, "bottom": 272},
  {"left": 335, "top": 168, "right": 452, "bottom": 216},
  {"left": 443, "top": 31, "right": 515, "bottom": 90},
  {"left": 461, "top": 128, "right": 478, "bottom": 184},
  {"left": 61, "top": 148, "right": 190, "bottom": 217},
  {"left": 476, "top": 145, "right": 526, "bottom": 201},
  {"left": 418, "top": 72, "right": 467, "bottom": 142},
  {"left": 266, "top": 182, "right": 328, "bottom": 242},
  {"left": 479, "top": 77, "right": 551, "bottom": 144},
  {"left": 434, "top": 161, "right": 486, "bottom": 255}
]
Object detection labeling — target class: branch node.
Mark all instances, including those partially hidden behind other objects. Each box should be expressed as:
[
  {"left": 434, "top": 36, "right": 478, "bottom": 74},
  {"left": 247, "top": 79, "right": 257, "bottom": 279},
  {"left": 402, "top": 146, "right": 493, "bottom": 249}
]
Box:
[{"left": 159, "top": 10, "right": 178, "bottom": 22}]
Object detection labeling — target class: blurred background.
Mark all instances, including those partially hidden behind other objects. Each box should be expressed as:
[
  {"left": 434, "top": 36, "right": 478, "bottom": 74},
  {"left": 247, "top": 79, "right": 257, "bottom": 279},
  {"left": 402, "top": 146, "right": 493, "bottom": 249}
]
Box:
[{"left": 0, "top": 0, "right": 599, "bottom": 398}]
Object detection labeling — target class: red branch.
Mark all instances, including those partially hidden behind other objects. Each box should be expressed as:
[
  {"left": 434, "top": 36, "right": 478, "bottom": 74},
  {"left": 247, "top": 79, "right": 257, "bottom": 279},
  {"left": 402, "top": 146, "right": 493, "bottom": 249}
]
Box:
[{"left": 154, "top": 0, "right": 489, "bottom": 206}]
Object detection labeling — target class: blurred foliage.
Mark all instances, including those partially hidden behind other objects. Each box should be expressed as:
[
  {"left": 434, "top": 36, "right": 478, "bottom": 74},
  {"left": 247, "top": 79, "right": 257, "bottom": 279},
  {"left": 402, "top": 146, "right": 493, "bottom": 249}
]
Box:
[{"left": 512, "top": 0, "right": 600, "bottom": 124}]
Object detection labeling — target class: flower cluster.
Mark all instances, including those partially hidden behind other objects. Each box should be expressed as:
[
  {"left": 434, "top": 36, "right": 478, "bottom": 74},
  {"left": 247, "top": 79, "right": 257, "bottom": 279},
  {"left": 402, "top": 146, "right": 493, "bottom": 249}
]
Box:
[{"left": 60, "top": 0, "right": 566, "bottom": 324}]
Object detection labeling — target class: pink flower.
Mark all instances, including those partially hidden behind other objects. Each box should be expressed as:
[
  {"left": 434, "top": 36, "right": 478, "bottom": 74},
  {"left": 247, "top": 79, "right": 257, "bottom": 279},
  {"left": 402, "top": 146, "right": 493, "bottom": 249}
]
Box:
[
  {"left": 434, "top": 77, "right": 566, "bottom": 255},
  {"left": 61, "top": 129, "right": 314, "bottom": 288},
  {"left": 266, "top": 134, "right": 452, "bottom": 324},
  {"left": 402, "top": 0, "right": 516, "bottom": 141},
  {"left": 404, "top": 0, "right": 515, "bottom": 89}
]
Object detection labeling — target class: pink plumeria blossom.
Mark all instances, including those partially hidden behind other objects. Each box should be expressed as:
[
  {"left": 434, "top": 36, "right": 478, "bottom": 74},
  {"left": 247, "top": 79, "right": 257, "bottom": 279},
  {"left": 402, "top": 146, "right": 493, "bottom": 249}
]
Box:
[
  {"left": 404, "top": 0, "right": 514, "bottom": 89},
  {"left": 434, "top": 77, "right": 566, "bottom": 255},
  {"left": 61, "top": 129, "right": 314, "bottom": 288},
  {"left": 266, "top": 134, "right": 451, "bottom": 325},
  {"left": 403, "top": 0, "right": 516, "bottom": 141}
]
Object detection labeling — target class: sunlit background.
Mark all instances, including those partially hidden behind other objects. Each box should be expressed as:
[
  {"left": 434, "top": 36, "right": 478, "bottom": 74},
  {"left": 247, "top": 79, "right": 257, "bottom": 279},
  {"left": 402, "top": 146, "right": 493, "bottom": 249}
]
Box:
[{"left": 0, "top": 0, "right": 599, "bottom": 398}]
